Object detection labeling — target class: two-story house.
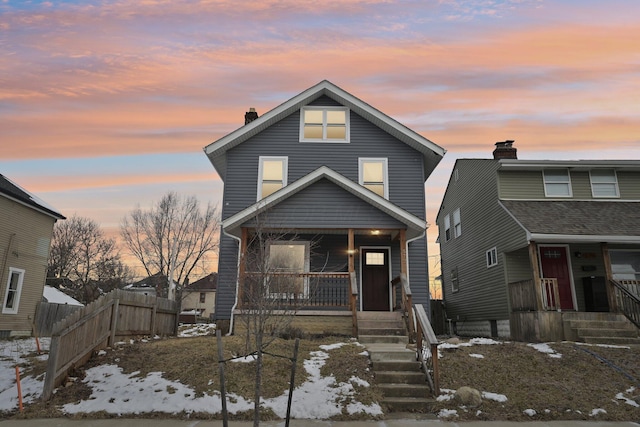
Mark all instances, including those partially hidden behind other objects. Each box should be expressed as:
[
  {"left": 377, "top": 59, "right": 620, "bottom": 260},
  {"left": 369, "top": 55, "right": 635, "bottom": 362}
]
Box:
[
  {"left": 204, "top": 80, "right": 445, "bottom": 335},
  {"left": 437, "top": 141, "right": 640, "bottom": 343},
  {"left": 1, "top": 174, "right": 65, "bottom": 337}
]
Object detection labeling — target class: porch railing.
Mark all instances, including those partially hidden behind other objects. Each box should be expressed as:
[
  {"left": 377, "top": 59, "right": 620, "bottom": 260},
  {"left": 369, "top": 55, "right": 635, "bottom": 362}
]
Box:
[
  {"left": 611, "top": 279, "right": 640, "bottom": 329},
  {"left": 508, "top": 278, "right": 560, "bottom": 312},
  {"left": 414, "top": 304, "right": 440, "bottom": 395},
  {"left": 619, "top": 280, "right": 640, "bottom": 299},
  {"left": 241, "top": 272, "right": 352, "bottom": 309},
  {"left": 350, "top": 271, "right": 358, "bottom": 336},
  {"left": 392, "top": 274, "right": 415, "bottom": 342}
]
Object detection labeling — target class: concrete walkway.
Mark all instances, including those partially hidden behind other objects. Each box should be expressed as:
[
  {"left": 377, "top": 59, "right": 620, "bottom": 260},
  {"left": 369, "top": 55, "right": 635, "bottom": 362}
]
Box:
[{"left": 0, "top": 419, "right": 638, "bottom": 427}]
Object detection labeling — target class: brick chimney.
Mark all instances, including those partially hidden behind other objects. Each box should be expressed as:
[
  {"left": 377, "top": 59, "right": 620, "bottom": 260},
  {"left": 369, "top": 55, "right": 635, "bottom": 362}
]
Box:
[
  {"left": 493, "top": 140, "right": 517, "bottom": 159},
  {"left": 244, "top": 107, "right": 258, "bottom": 124}
]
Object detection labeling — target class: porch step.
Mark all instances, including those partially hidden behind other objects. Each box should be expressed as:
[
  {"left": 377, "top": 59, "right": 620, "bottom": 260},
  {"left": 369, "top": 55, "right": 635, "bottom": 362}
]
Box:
[
  {"left": 562, "top": 313, "right": 640, "bottom": 344},
  {"left": 363, "top": 339, "right": 435, "bottom": 413},
  {"left": 357, "top": 311, "right": 407, "bottom": 338},
  {"left": 359, "top": 335, "right": 409, "bottom": 345}
]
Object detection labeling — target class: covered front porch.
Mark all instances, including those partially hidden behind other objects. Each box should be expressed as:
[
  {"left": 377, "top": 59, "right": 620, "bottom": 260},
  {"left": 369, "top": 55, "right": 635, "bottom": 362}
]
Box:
[{"left": 506, "top": 241, "right": 640, "bottom": 342}]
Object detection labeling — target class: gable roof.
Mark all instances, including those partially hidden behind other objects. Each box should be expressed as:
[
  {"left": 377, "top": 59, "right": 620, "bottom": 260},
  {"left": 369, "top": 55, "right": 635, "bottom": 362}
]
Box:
[
  {"left": 500, "top": 200, "right": 640, "bottom": 243},
  {"left": 222, "top": 166, "right": 427, "bottom": 240},
  {"left": 185, "top": 272, "right": 218, "bottom": 291},
  {"left": 203, "top": 80, "right": 445, "bottom": 180},
  {"left": 0, "top": 174, "right": 65, "bottom": 220}
]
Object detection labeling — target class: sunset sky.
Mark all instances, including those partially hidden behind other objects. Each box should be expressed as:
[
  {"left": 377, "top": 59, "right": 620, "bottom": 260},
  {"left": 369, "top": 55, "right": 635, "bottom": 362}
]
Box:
[{"left": 1, "top": 0, "right": 639, "bottom": 282}]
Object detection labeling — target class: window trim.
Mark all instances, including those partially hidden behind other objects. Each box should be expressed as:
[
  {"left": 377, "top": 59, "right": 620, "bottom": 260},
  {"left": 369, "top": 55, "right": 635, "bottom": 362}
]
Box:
[
  {"left": 3, "top": 267, "right": 25, "bottom": 315},
  {"left": 444, "top": 214, "right": 451, "bottom": 242},
  {"left": 589, "top": 169, "right": 620, "bottom": 198},
  {"left": 267, "top": 241, "right": 311, "bottom": 298},
  {"left": 451, "top": 267, "right": 459, "bottom": 293},
  {"left": 543, "top": 169, "right": 573, "bottom": 198},
  {"left": 299, "top": 106, "right": 350, "bottom": 143},
  {"left": 257, "top": 156, "right": 288, "bottom": 201},
  {"left": 486, "top": 247, "right": 498, "bottom": 268},
  {"left": 358, "top": 157, "right": 389, "bottom": 199},
  {"left": 453, "top": 208, "right": 461, "bottom": 238}
]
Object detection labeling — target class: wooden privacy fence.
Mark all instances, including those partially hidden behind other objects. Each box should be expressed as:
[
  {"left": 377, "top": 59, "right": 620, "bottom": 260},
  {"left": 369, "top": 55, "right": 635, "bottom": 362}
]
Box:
[
  {"left": 34, "top": 302, "right": 83, "bottom": 337},
  {"left": 42, "top": 289, "right": 178, "bottom": 400}
]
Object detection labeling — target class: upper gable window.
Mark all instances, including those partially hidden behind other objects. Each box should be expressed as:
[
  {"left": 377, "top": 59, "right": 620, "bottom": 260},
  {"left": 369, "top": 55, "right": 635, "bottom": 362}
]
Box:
[
  {"left": 258, "top": 156, "right": 288, "bottom": 200},
  {"left": 300, "top": 107, "right": 349, "bottom": 142},
  {"left": 359, "top": 158, "right": 389, "bottom": 199},
  {"left": 444, "top": 215, "right": 451, "bottom": 242},
  {"left": 453, "top": 208, "right": 461, "bottom": 238},
  {"left": 590, "top": 169, "right": 619, "bottom": 198},
  {"left": 543, "top": 169, "right": 572, "bottom": 197}
]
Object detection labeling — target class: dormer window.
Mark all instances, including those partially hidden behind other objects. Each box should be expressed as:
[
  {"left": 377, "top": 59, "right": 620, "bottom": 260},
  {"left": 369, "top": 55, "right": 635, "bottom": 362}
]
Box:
[
  {"left": 300, "top": 107, "right": 349, "bottom": 142},
  {"left": 543, "top": 169, "right": 572, "bottom": 197},
  {"left": 590, "top": 169, "right": 619, "bottom": 198}
]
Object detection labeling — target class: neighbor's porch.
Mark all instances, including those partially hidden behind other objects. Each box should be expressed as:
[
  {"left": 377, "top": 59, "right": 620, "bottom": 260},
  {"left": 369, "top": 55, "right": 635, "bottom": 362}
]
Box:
[{"left": 507, "top": 242, "right": 640, "bottom": 341}]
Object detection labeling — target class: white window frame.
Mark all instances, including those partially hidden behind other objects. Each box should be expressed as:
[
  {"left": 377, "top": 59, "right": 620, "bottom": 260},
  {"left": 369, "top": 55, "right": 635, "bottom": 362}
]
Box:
[
  {"left": 257, "top": 156, "right": 288, "bottom": 201},
  {"left": 590, "top": 169, "right": 620, "bottom": 198},
  {"left": 444, "top": 214, "right": 451, "bottom": 242},
  {"left": 451, "top": 267, "right": 459, "bottom": 293},
  {"left": 267, "top": 241, "right": 310, "bottom": 298},
  {"left": 3, "top": 267, "right": 25, "bottom": 314},
  {"left": 358, "top": 157, "right": 389, "bottom": 199},
  {"left": 299, "top": 106, "right": 350, "bottom": 143},
  {"left": 486, "top": 247, "right": 498, "bottom": 268},
  {"left": 543, "top": 169, "right": 573, "bottom": 198},
  {"left": 453, "top": 208, "right": 461, "bottom": 238}
]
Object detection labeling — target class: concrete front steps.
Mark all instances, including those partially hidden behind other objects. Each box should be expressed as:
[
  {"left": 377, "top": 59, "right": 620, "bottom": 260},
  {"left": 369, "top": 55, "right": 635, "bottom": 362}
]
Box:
[
  {"left": 358, "top": 312, "right": 435, "bottom": 413},
  {"left": 562, "top": 312, "right": 640, "bottom": 345}
]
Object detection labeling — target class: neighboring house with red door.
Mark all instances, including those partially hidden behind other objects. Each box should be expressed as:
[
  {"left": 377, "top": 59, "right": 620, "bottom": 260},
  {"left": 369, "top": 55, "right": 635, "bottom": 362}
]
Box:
[
  {"left": 437, "top": 141, "right": 640, "bottom": 343},
  {"left": 204, "top": 80, "right": 445, "bottom": 335}
]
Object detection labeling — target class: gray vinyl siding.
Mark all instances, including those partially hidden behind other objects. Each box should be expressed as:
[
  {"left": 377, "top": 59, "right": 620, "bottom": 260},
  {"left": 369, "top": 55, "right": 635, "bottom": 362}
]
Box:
[
  {"left": 617, "top": 171, "right": 640, "bottom": 199},
  {"left": 214, "top": 96, "right": 430, "bottom": 320},
  {"left": 498, "top": 170, "right": 545, "bottom": 199},
  {"left": 407, "top": 236, "right": 430, "bottom": 309},
  {"left": 439, "top": 160, "right": 528, "bottom": 323},
  {"left": 241, "top": 179, "right": 406, "bottom": 230},
  {"left": 570, "top": 172, "right": 592, "bottom": 199}
]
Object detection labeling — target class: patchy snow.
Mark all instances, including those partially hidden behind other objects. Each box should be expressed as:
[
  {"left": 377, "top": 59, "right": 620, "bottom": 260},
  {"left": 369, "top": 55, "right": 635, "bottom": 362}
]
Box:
[
  {"left": 0, "top": 338, "right": 50, "bottom": 412},
  {"left": 43, "top": 286, "right": 84, "bottom": 306},
  {"left": 574, "top": 342, "right": 631, "bottom": 349},
  {"left": 523, "top": 408, "right": 537, "bottom": 416},
  {"left": 590, "top": 408, "right": 607, "bottom": 416},
  {"left": 469, "top": 353, "right": 484, "bottom": 359},
  {"left": 230, "top": 354, "right": 257, "bottom": 363},
  {"left": 528, "top": 342, "right": 562, "bottom": 358},
  {"left": 615, "top": 391, "right": 640, "bottom": 407},
  {"left": 438, "top": 408, "right": 458, "bottom": 418},
  {"left": 482, "top": 391, "right": 508, "bottom": 403},
  {"left": 178, "top": 323, "right": 216, "bottom": 337}
]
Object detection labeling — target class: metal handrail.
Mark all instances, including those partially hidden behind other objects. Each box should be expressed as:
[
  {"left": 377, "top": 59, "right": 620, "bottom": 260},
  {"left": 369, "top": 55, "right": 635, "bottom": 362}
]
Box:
[
  {"left": 610, "top": 279, "right": 640, "bottom": 329},
  {"left": 414, "top": 304, "right": 440, "bottom": 395}
]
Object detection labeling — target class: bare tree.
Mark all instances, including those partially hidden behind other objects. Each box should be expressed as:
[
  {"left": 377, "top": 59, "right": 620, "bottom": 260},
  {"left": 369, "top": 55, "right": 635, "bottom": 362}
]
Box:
[
  {"left": 48, "top": 215, "right": 132, "bottom": 303},
  {"left": 238, "top": 219, "right": 321, "bottom": 426},
  {"left": 120, "top": 191, "right": 220, "bottom": 299}
]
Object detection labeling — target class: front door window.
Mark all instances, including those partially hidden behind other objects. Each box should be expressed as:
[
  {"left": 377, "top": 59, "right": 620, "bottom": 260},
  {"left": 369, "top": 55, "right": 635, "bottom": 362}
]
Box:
[{"left": 539, "top": 246, "right": 575, "bottom": 310}]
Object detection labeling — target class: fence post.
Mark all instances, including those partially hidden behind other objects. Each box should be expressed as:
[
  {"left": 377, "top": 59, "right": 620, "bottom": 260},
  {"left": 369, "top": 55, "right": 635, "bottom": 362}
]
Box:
[
  {"left": 109, "top": 299, "right": 120, "bottom": 347},
  {"left": 42, "top": 334, "right": 60, "bottom": 400},
  {"left": 150, "top": 298, "right": 158, "bottom": 336}
]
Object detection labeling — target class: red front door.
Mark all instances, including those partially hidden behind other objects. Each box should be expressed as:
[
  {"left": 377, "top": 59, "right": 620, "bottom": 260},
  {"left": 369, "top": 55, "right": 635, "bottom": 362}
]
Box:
[
  {"left": 539, "top": 246, "right": 575, "bottom": 310},
  {"left": 361, "top": 248, "right": 390, "bottom": 311}
]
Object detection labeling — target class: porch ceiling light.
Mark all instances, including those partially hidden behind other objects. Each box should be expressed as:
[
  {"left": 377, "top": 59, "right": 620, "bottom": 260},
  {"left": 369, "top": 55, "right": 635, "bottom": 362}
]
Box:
[{"left": 371, "top": 230, "right": 381, "bottom": 235}]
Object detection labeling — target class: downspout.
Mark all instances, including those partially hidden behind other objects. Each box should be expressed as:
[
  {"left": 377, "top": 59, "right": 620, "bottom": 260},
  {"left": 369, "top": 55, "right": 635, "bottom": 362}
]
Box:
[{"left": 223, "top": 229, "right": 242, "bottom": 336}]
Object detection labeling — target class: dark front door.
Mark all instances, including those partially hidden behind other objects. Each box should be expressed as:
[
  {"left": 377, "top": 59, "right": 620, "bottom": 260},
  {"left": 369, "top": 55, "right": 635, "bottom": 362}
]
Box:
[
  {"left": 361, "top": 248, "right": 390, "bottom": 311},
  {"left": 540, "top": 246, "right": 575, "bottom": 310}
]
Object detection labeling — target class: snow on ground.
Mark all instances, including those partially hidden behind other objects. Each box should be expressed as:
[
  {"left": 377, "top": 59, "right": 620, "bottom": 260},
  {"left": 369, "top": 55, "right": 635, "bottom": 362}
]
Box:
[
  {"left": 178, "top": 323, "right": 216, "bottom": 337},
  {"left": 527, "top": 342, "right": 562, "bottom": 358},
  {"left": 0, "top": 337, "right": 50, "bottom": 411}
]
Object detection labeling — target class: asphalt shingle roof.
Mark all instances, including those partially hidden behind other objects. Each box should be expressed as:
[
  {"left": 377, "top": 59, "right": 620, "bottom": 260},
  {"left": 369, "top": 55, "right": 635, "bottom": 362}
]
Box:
[
  {"left": 0, "top": 174, "right": 65, "bottom": 219},
  {"left": 501, "top": 200, "right": 640, "bottom": 236}
]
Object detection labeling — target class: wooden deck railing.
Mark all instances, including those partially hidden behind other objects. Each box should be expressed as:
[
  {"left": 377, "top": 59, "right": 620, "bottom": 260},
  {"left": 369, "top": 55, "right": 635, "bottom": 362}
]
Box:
[
  {"left": 414, "top": 304, "right": 440, "bottom": 395},
  {"left": 42, "top": 290, "right": 178, "bottom": 400},
  {"left": 619, "top": 280, "right": 640, "bottom": 298},
  {"left": 392, "top": 274, "right": 415, "bottom": 342},
  {"left": 611, "top": 279, "right": 640, "bottom": 329},
  {"left": 508, "top": 278, "right": 559, "bottom": 311},
  {"left": 241, "top": 272, "right": 352, "bottom": 309},
  {"left": 350, "top": 271, "right": 358, "bottom": 336}
]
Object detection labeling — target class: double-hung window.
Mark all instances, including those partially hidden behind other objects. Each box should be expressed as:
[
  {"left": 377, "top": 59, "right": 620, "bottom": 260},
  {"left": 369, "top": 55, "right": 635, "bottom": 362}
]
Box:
[
  {"left": 453, "top": 208, "right": 461, "bottom": 238},
  {"left": 486, "top": 247, "right": 498, "bottom": 268},
  {"left": 451, "top": 268, "right": 459, "bottom": 293},
  {"left": 543, "top": 169, "right": 572, "bottom": 197},
  {"left": 2, "top": 267, "right": 24, "bottom": 314},
  {"left": 258, "top": 156, "right": 287, "bottom": 200},
  {"left": 359, "top": 158, "right": 388, "bottom": 199},
  {"left": 590, "top": 169, "right": 619, "bottom": 198},
  {"left": 300, "top": 107, "right": 349, "bottom": 142},
  {"left": 444, "top": 215, "right": 451, "bottom": 242}
]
